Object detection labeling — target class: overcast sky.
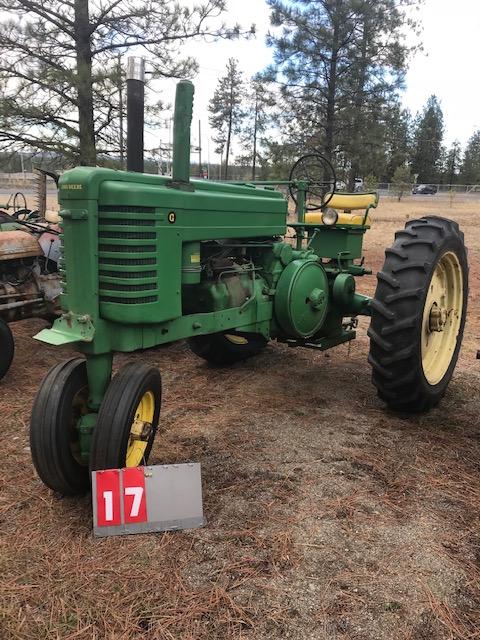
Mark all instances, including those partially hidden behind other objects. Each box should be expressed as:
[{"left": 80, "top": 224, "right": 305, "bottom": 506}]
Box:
[{"left": 151, "top": 0, "right": 480, "bottom": 162}]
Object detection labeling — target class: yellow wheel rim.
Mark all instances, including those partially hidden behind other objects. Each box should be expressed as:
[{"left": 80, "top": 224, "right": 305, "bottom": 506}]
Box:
[
  {"left": 126, "top": 390, "right": 155, "bottom": 467},
  {"left": 421, "top": 251, "right": 463, "bottom": 385},
  {"left": 224, "top": 334, "right": 249, "bottom": 345}
]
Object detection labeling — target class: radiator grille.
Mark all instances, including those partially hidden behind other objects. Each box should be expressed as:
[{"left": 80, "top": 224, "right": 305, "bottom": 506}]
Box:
[
  {"left": 98, "top": 207, "right": 158, "bottom": 306},
  {"left": 99, "top": 231, "right": 156, "bottom": 240},
  {"left": 58, "top": 234, "right": 66, "bottom": 294},
  {"left": 98, "top": 217, "right": 155, "bottom": 226},
  {"left": 100, "top": 295, "right": 158, "bottom": 305},
  {"left": 98, "top": 205, "right": 155, "bottom": 214},
  {"left": 99, "top": 257, "right": 156, "bottom": 266},
  {"left": 101, "top": 282, "right": 156, "bottom": 292},
  {"left": 99, "top": 270, "right": 156, "bottom": 279},
  {"left": 99, "top": 244, "right": 156, "bottom": 253}
]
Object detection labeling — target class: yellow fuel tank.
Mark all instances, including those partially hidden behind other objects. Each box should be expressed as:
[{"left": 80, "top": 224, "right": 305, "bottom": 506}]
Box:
[
  {"left": 305, "top": 210, "right": 372, "bottom": 225},
  {"left": 305, "top": 191, "right": 378, "bottom": 226}
]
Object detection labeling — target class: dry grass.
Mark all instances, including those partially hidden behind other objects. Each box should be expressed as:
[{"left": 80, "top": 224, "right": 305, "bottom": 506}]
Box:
[{"left": 1, "top": 195, "right": 480, "bottom": 639}]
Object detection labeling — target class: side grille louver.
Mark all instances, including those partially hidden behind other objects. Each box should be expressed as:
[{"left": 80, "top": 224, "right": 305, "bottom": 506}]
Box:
[{"left": 98, "top": 206, "right": 158, "bottom": 305}]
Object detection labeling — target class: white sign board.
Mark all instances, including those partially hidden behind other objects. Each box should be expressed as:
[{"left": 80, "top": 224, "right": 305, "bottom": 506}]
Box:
[{"left": 92, "top": 463, "right": 204, "bottom": 537}]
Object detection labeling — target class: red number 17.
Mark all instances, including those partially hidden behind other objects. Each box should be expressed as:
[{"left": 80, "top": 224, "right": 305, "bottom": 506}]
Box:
[{"left": 96, "top": 467, "right": 147, "bottom": 527}]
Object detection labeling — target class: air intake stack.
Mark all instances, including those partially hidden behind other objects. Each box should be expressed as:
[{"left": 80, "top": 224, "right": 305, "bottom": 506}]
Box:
[{"left": 171, "top": 80, "right": 194, "bottom": 189}]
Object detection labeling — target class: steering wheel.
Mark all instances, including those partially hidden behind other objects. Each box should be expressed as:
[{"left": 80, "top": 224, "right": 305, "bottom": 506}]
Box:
[
  {"left": 13, "top": 192, "right": 28, "bottom": 212},
  {"left": 289, "top": 153, "right": 337, "bottom": 211}
]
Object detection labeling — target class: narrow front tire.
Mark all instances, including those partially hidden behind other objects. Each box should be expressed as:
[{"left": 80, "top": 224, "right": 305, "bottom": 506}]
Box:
[
  {"left": 30, "top": 358, "right": 90, "bottom": 494},
  {"left": 0, "top": 318, "right": 14, "bottom": 380},
  {"left": 90, "top": 363, "right": 161, "bottom": 471}
]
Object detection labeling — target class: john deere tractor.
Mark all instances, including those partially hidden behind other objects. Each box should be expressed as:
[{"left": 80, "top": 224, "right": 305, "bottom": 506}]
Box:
[{"left": 29, "top": 81, "right": 468, "bottom": 495}]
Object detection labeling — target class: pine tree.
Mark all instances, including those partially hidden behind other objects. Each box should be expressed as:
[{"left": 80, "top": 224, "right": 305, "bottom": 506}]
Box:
[
  {"left": 410, "top": 95, "right": 444, "bottom": 183},
  {"left": 262, "top": 141, "right": 298, "bottom": 180},
  {"left": 461, "top": 131, "right": 480, "bottom": 185},
  {"left": 443, "top": 140, "right": 462, "bottom": 186},
  {"left": 391, "top": 164, "right": 412, "bottom": 201},
  {"left": 0, "top": 1, "right": 252, "bottom": 165},
  {"left": 265, "top": 0, "right": 419, "bottom": 177},
  {"left": 208, "top": 58, "right": 244, "bottom": 179},
  {"left": 384, "top": 105, "right": 412, "bottom": 181},
  {"left": 266, "top": 0, "right": 356, "bottom": 159},
  {"left": 344, "top": 1, "right": 416, "bottom": 187},
  {"left": 240, "top": 78, "right": 275, "bottom": 180}
]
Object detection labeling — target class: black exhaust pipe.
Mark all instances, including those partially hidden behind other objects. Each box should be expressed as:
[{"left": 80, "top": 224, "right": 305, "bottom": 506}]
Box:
[{"left": 126, "top": 56, "right": 145, "bottom": 173}]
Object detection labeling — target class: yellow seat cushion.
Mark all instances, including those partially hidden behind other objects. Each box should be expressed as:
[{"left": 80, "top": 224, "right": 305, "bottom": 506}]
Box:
[{"left": 327, "top": 192, "right": 378, "bottom": 211}]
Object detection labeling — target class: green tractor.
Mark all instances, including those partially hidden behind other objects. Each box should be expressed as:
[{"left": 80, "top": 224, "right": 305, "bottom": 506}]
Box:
[{"left": 30, "top": 81, "right": 468, "bottom": 495}]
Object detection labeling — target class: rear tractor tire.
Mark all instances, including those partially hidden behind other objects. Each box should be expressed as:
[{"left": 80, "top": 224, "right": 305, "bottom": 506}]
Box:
[
  {"left": 188, "top": 332, "right": 267, "bottom": 366},
  {"left": 368, "top": 216, "right": 468, "bottom": 412},
  {"left": 0, "top": 318, "right": 14, "bottom": 380}
]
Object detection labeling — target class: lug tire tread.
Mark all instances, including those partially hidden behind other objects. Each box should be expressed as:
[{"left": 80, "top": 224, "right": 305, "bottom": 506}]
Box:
[{"left": 368, "top": 216, "right": 468, "bottom": 412}]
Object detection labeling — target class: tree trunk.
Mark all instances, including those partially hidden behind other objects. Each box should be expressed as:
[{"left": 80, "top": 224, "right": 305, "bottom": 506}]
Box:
[
  {"left": 325, "top": 16, "right": 339, "bottom": 161},
  {"left": 252, "top": 93, "right": 259, "bottom": 180},
  {"left": 74, "top": 0, "right": 96, "bottom": 166},
  {"left": 225, "top": 86, "right": 233, "bottom": 180},
  {"left": 348, "top": 17, "right": 369, "bottom": 190}
]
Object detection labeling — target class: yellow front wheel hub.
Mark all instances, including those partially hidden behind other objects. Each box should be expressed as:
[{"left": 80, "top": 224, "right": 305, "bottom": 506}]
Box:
[
  {"left": 126, "top": 391, "right": 155, "bottom": 467},
  {"left": 421, "top": 251, "right": 463, "bottom": 385}
]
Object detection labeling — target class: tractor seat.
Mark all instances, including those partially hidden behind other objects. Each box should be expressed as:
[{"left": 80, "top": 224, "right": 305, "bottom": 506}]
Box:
[{"left": 305, "top": 191, "right": 378, "bottom": 226}]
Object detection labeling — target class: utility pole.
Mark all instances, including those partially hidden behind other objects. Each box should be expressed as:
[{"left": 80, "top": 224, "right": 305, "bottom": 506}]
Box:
[
  {"left": 252, "top": 91, "right": 259, "bottom": 181},
  {"left": 198, "top": 120, "right": 202, "bottom": 177},
  {"left": 117, "top": 53, "right": 125, "bottom": 169},
  {"left": 20, "top": 152, "right": 26, "bottom": 183},
  {"left": 207, "top": 134, "right": 210, "bottom": 180}
]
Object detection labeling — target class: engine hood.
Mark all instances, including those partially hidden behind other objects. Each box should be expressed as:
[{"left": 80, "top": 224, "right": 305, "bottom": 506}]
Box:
[{"left": 0, "top": 230, "right": 43, "bottom": 261}]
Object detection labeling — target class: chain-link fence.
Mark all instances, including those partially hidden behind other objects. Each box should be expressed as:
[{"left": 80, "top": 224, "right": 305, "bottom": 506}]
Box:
[{"left": 378, "top": 183, "right": 480, "bottom": 198}]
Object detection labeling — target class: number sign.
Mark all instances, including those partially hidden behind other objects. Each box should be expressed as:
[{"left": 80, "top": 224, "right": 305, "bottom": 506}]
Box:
[
  {"left": 92, "top": 464, "right": 204, "bottom": 537},
  {"left": 123, "top": 467, "right": 147, "bottom": 523},
  {"left": 95, "top": 469, "right": 122, "bottom": 527}
]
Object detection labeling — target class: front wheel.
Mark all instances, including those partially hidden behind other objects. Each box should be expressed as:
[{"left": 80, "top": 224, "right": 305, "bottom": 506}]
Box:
[
  {"left": 90, "top": 362, "right": 161, "bottom": 471},
  {"left": 30, "top": 358, "right": 90, "bottom": 494},
  {"left": 368, "top": 216, "right": 468, "bottom": 412},
  {"left": 0, "top": 318, "right": 14, "bottom": 380},
  {"left": 188, "top": 332, "right": 267, "bottom": 366}
]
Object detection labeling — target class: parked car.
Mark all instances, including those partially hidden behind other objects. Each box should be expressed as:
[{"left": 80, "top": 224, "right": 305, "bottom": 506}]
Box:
[
  {"left": 354, "top": 177, "right": 364, "bottom": 192},
  {"left": 412, "top": 184, "right": 438, "bottom": 195}
]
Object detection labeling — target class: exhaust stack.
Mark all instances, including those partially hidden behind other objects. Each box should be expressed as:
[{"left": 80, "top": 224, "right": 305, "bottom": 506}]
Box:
[{"left": 126, "top": 57, "right": 145, "bottom": 173}]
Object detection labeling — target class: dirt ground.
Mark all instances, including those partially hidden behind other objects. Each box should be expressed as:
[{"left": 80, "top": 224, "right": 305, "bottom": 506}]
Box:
[{"left": 2, "top": 195, "right": 480, "bottom": 640}]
